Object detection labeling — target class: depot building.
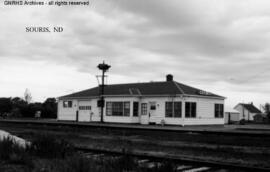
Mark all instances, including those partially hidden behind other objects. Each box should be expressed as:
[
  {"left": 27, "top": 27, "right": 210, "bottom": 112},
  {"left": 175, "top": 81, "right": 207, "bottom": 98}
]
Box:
[{"left": 57, "top": 74, "right": 225, "bottom": 126}]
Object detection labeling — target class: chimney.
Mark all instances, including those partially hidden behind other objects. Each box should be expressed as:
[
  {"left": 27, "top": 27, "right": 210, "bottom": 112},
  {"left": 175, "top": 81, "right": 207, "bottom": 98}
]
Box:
[{"left": 166, "top": 74, "right": 173, "bottom": 81}]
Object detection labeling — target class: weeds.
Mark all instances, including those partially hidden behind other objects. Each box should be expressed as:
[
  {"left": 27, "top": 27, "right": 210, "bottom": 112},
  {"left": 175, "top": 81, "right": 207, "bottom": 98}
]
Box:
[
  {"left": 0, "top": 134, "right": 197, "bottom": 172},
  {"left": 0, "top": 137, "right": 30, "bottom": 164},
  {"left": 29, "top": 133, "right": 74, "bottom": 159}
]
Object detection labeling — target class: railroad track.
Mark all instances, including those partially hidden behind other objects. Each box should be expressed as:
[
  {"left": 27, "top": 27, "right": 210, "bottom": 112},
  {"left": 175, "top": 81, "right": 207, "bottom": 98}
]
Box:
[
  {"left": 76, "top": 147, "right": 270, "bottom": 172},
  {"left": 0, "top": 119, "right": 269, "bottom": 137},
  {"left": 1, "top": 119, "right": 270, "bottom": 171},
  {"left": 77, "top": 148, "right": 217, "bottom": 172}
]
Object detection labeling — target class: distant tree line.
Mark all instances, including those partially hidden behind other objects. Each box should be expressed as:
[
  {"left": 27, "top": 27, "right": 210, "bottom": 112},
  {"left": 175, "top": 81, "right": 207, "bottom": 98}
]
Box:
[
  {"left": 0, "top": 97, "right": 57, "bottom": 118},
  {"left": 263, "top": 103, "right": 270, "bottom": 122}
]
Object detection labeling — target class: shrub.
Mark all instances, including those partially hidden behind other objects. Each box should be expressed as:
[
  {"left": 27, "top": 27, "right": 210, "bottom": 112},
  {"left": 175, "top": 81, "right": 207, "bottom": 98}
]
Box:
[
  {"left": 0, "top": 136, "right": 32, "bottom": 167},
  {"left": 30, "top": 133, "right": 75, "bottom": 159},
  {"left": 0, "top": 136, "right": 15, "bottom": 160},
  {"left": 61, "top": 155, "right": 95, "bottom": 172},
  {"left": 239, "top": 119, "right": 246, "bottom": 125},
  {"left": 102, "top": 155, "right": 138, "bottom": 171},
  {"left": 32, "top": 155, "right": 95, "bottom": 172}
]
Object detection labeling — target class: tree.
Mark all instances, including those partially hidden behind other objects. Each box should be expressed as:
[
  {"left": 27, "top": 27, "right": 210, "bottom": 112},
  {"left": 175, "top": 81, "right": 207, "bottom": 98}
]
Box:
[
  {"left": 262, "top": 103, "right": 270, "bottom": 123},
  {"left": 24, "top": 88, "right": 32, "bottom": 104},
  {"left": 12, "top": 97, "right": 27, "bottom": 107},
  {"left": 0, "top": 98, "right": 12, "bottom": 115},
  {"left": 263, "top": 103, "right": 270, "bottom": 114},
  {"left": 42, "top": 98, "right": 57, "bottom": 118},
  {"left": 11, "top": 97, "right": 27, "bottom": 117}
]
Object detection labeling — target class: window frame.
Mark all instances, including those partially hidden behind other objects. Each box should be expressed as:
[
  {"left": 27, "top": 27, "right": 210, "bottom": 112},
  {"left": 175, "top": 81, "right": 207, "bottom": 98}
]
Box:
[
  {"left": 141, "top": 103, "right": 147, "bottom": 115},
  {"left": 174, "top": 102, "right": 182, "bottom": 117},
  {"left": 165, "top": 101, "right": 182, "bottom": 118},
  {"left": 133, "top": 102, "right": 139, "bottom": 117},
  {"left": 215, "top": 104, "right": 224, "bottom": 118},
  {"left": 105, "top": 101, "right": 130, "bottom": 117},
  {"left": 79, "top": 106, "right": 91, "bottom": 110},
  {"left": 185, "top": 102, "right": 196, "bottom": 118},
  {"left": 165, "top": 102, "right": 173, "bottom": 117},
  {"left": 63, "top": 100, "right": 72, "bottom": 108},
  {"left": 149, "top": 102, "right": 156, "bottom": 110}
]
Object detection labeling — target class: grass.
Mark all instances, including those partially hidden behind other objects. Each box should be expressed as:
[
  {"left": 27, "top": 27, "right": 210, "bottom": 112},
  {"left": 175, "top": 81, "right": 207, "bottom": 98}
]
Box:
[
  {"left": 1, "top": 123, "right": 270, "bottom": 169},
  {"left": 29, "top": 133, "right": 74, "bottom": 159},
  {"left": 0, "top": 133, "right": 180, "bottom": 172},
  {"left": 0, "top": 136, "right": 32, "bottom": 166}
]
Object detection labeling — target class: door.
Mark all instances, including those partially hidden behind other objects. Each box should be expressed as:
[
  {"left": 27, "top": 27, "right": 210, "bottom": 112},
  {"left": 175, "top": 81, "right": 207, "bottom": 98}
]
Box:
[
  {"left": 149, "top": 102, "right": 157, "bottom": 123},
  {"left": 140, "top": 103, "right": 149, "bottom": 124},
  {"left": 78, "top": 101, "right": 92, "bottom": 122}
]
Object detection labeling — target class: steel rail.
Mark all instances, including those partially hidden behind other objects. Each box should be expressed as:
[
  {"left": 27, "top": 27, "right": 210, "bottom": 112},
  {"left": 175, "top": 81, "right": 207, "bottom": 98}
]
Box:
[{"left": 0, "top": 119, "right": 269, "bottom": 137}]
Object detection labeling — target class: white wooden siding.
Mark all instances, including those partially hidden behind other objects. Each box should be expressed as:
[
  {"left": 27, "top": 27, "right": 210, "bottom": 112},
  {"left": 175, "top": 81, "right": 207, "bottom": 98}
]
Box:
[
  {"left": 57, "top": 99, "right": 78, "bottom": 121},
  {"left": 58, "top": 96, "right": 225, "bottom": 125},
  {"left": 234, "top": 105, "right": 256, "bottom": 121},
  {"left": 225, "top": 112, "right": 240, "bottom": 123}
]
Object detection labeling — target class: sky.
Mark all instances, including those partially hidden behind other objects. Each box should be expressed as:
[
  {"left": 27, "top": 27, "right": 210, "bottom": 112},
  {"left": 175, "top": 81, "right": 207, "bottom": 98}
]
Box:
[{"left": 0, "top": 0, "right": 270, "bottom": 111}]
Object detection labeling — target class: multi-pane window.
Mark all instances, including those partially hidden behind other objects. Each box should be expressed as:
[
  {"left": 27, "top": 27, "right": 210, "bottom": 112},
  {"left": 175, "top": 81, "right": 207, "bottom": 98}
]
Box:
[
  {"left": 63, "top": 101, "right": 72, "bottom": 108},
  {"left": 185, "top": 102, "right": 196, "bottom": 118},
  {"left": 106, "top": 102, "right": 130, "bottom": 116},
  {"left": 106, "top": 102, "right": 112, "bottom": 116},
  {"left": 165, "top": 102, "right": 173, "bottom": 117},
  {"left": 133, "top": 102, "right": 139, "bottom": 117},
  {"left": 165, "top": 102, "right": 182, "bottom": 118},
  {"left": 215, "top": 104, "right": 224, "bottom": 118},
  {"left": 79, "top": 106, "right": 91, "bottom": 110},
  {"left": 141, "top": 103, "right": 147, "bottom": 115},
  {"left": 174, "top": 102, "right": 182, "bottom": 117},
  {"left": 123, "top": 102, "right": 130, "bottom": 116}
]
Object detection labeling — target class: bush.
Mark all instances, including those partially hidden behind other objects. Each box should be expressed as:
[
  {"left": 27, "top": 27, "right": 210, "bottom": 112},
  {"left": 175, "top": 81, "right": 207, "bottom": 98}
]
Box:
[
  {"left": 239, "top": 119, "right": 246, "bottom": 125},
  {"left": 32, "top": 155, "right": 95, "bottom": 172},
  {"left": 29, "top": 134, "right": 75, "bottom": 159},
  {"left": 0, "top": 136, "right": 32, "bottom": 166},
  {"left": 59, "top": 155, "right": 95, "bottom": 172},
  {"left": 101, "top": 155, "right": 138, "bottom": 171}
]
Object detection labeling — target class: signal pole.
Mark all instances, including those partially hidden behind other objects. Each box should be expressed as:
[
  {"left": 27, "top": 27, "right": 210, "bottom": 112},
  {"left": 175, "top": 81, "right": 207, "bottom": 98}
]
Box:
[{"left": 97, "top": 61, "right": 111, "bottom": 123}]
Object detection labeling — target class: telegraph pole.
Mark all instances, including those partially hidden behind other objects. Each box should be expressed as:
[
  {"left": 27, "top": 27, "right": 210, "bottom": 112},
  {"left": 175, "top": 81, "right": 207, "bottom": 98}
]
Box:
[{"left": 97, "top": 61, "right": 111, "bottom": 123}]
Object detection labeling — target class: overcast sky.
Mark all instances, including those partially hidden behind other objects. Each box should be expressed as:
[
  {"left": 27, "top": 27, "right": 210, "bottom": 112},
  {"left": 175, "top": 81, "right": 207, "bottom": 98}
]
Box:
[{"left": 1, "top": 0, "right": 270, "bottom": 110}]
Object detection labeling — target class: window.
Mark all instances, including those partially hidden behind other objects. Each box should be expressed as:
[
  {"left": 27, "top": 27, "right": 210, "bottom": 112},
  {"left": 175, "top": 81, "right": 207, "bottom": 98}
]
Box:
[
  {"left": 165, "top": 102, "right": 173, "bottom": 117},
  {"left": 63, "top": 101, "right": 72, "bottom": 108},
  {"left": 165, "top": 102, "right": 182, "bottom": 118},
  {"left": 106, "top": 102, "right": 130, "bottom": 116},
  {"left": 141, "top": 103, "right": 147, "bottom": 115},
  {"left": 185, "top": 102, "right": 196, "bottom": 118},
  {"left": 106, "top": 102, "right": 112, "bottom": 116},
  {"left": 133, "top": 102, "right": 139, "bottom": 117},
  {"left": 150, "top": 102, "right": 156, "bottom": 110},
  {"left": 174, "top": 102, "right": 182, "bottom": 117},
  {"left": 79, "top": 106, "right": 91, "bottom": 110},
  {"left": 215, "top": 104, "right": 224, "bottom": 118},
  {"left": 123, "top": 102, "right": 130, "bottom": 116}
]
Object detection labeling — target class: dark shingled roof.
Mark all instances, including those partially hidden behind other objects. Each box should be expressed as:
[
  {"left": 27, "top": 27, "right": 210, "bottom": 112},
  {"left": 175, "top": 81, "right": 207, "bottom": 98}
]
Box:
[
  {"left": 240, "top": 103, "right": 261, "bottom": 113},
  {"left": 60, "top": 81, "right": 224, "bottom": 99}
]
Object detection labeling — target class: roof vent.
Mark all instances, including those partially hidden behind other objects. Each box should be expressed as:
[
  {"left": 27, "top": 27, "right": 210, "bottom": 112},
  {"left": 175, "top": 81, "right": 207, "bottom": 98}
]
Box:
[{"left": 166, "top": 74, "right": 173, "bottom": 81}]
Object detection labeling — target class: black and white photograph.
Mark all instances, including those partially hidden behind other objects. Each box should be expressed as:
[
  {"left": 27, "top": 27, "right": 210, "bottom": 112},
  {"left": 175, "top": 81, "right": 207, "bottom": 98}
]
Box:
[{"left": 0, "top": 0, "right": 270, "bottom": 171}]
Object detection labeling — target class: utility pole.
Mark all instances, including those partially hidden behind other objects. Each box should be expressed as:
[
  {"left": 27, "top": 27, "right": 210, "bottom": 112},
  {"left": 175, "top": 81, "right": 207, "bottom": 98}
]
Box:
[{"left": 97, "top": 61, "right": 111, "bottom": 123}]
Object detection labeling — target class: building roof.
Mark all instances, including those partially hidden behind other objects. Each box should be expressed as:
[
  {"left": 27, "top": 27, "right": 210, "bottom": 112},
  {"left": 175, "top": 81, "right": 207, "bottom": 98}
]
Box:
[
  {"left": 60, "top": 81, "right": 224, "bottom": 99},
  {"left": 237, "top": 103, "right": 262, "bottom": 113}
]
